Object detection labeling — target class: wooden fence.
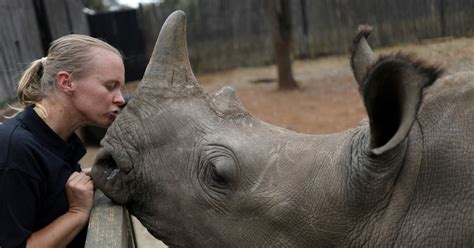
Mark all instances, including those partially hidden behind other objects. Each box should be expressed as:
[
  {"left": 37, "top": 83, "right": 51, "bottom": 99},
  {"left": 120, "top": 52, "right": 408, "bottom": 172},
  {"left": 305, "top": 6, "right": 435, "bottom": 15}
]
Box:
[
  {"left": 1, "top": 0, "right": 473, "bottom": 104},
  {"left": 298, "top": 0, "right": 474, "bottom": 56},
  {"left": 138, "top": 0, "right": 474, "bottom": 73},
  {"left": 43, "top": 0, "right": 90, "bottom": 40},
  {"left": 0, "top": 0, "right": 43, "bottom": 105},
  {"left": 138, "top": 0, "right": 274, "bottom": 73},
  {"left": 0, "top": 0, "right": 89, "bottom": 105},
  {"left": 85, "top": 190, "right": 136, "bottom": 248}
]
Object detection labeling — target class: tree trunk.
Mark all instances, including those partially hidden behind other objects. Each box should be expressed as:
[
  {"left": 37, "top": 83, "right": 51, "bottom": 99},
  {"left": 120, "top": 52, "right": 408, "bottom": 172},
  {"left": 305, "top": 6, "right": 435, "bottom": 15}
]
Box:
[{"left": 266, "top": 0, "right": 298, "bottom": 90}]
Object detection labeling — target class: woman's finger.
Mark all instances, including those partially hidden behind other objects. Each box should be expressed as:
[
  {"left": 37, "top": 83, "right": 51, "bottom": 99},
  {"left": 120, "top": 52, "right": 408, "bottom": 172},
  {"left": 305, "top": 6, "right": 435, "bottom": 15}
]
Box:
[
  {"left": 76, "top": 173, "right": 91, "bottom": 185},
  {"left": 66, "top": 172, "right": 80, "bottom": 184}
]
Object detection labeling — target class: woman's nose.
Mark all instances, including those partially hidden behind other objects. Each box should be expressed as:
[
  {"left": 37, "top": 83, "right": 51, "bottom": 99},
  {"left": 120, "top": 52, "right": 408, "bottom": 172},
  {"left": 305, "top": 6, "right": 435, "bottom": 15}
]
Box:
[
  {"left": 119, "top": 95, "right": 132, "bottom": 109},
  {"left": 114, "top": 91, "right": 126, "bottom": 106}
]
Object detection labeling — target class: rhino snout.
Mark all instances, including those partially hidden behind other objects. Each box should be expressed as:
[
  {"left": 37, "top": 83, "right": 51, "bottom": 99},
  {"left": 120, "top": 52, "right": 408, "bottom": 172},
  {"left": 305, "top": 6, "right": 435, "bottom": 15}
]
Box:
[{"left": 91, "top": 147, "right": 132, "bottom": 204}]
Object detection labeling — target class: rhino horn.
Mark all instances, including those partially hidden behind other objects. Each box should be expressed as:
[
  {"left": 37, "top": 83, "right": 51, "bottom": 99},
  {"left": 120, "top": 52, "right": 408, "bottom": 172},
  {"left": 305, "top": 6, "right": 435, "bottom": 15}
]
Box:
[
  {"left": 350, "top": 25, "right": 376, "bottom": 91},
  {"left": 139, "top": 10, "right": 201, "bottom": 99}
]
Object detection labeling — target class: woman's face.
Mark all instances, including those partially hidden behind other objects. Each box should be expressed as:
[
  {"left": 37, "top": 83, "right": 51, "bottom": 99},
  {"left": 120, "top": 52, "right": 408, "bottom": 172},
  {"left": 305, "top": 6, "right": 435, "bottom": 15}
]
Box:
[{"left": 71, "top": 48, "right": 126, "bottom": 127}]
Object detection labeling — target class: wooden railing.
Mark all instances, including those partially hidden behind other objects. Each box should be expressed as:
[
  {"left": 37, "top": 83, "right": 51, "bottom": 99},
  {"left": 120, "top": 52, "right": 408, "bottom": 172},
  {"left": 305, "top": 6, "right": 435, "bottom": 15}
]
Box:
[{"left": 85, "top": 190, "right": 136, "bottom": 248}]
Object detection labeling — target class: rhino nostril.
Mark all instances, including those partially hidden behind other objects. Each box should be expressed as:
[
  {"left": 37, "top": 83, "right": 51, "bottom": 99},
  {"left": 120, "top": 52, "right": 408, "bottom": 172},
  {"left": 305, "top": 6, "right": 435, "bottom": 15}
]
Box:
[
  {"left": 106, "top": 167, "right": 120, "bottom": 180},
  {"left": 94, "top": 148, "right": 121, "bottom": 179},
  {"left": 100, "top": 157, "right": 120, "bottom": 180}
]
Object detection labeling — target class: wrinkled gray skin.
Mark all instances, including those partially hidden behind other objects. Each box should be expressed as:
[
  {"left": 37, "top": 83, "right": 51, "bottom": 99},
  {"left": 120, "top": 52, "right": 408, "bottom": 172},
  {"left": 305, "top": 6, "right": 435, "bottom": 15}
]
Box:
[{"left": 91, "top": 11, "right": 474, "bottom": 247}]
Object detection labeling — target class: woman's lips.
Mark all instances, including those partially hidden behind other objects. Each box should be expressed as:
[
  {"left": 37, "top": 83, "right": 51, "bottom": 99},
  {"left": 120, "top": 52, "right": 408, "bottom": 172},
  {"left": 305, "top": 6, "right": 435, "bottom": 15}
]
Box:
[{"left": 108, "top": 110, "right": 120, "bottom": 118}]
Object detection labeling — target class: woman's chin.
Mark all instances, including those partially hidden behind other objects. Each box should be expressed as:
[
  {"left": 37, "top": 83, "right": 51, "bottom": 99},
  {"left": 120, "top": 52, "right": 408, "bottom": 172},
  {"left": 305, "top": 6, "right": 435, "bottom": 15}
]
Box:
[{"left": 90, "top": 119, "right": 113, "bottom": 128}]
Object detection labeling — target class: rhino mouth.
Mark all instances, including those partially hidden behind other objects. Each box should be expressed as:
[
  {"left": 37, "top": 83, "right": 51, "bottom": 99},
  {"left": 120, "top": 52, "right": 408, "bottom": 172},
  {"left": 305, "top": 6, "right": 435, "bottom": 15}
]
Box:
[{"left": 91, "top": 147, "right": 131, "bottom": 204}]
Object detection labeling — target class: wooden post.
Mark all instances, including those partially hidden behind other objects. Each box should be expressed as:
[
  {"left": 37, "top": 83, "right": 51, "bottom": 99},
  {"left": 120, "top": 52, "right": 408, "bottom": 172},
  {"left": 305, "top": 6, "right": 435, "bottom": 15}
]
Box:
[{"left": 85, "top": 190, "right": 136, "bottom": 248}]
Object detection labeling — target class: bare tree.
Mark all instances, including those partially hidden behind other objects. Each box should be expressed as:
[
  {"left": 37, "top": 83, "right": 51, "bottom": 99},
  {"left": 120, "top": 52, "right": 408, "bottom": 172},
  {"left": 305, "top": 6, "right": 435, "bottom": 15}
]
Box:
[{"left": 265, "top": 0, "right": 298, "bottom": 90}]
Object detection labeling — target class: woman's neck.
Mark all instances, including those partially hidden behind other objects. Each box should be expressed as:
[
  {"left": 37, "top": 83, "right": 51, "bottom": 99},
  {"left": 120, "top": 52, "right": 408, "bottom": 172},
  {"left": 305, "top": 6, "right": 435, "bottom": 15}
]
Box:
[{"left": 34, "top": 98, "right": 85, "bottom": 141}]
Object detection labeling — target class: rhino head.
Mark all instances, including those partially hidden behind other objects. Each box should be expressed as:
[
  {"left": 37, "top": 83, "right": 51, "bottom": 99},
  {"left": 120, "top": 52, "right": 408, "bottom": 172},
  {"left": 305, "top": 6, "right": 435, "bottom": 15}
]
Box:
[{"left": 91, "top": 11, "right": 474, "bottom": 247}]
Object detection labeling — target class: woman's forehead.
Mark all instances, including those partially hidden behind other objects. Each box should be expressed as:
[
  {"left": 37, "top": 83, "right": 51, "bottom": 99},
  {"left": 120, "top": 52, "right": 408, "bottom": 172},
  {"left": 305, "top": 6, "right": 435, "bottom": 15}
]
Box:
[
  {"left": 89, "top": 47, "right": 122, "bottom": 64},
  {"left": 87, "top": 48, "right": 125, "bottom": 82}
]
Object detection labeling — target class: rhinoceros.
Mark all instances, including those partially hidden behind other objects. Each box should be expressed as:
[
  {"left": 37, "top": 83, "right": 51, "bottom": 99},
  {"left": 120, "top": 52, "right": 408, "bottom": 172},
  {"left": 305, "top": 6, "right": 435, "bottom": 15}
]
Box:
[{"left": 91, "top": 10, "right": 474, "bottom": 247}]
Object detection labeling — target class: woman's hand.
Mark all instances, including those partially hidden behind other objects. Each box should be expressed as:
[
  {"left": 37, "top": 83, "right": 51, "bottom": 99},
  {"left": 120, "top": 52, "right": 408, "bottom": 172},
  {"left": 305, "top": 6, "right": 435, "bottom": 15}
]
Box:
[
  {"left": 26, "top": 172, "right": 95, "bottom": 247},
  {"left": 65, "top": 172, "right": 94, "bottom": 217}
]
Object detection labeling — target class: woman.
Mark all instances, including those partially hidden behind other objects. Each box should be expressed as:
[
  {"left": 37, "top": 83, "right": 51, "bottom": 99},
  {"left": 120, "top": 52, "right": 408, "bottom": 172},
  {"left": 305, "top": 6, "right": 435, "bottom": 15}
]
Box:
[{"left": 0, "top": 34, "right": 125, "bottom": 247}]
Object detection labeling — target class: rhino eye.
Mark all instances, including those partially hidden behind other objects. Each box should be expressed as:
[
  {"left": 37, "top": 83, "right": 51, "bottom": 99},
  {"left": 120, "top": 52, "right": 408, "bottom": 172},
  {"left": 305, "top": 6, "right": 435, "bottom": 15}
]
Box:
[
  {"left": 208, "top": 157, "right": 234, "bottom": 189},
  {"left": 200, "top": 146, "right": 238, "bottom": 194}
]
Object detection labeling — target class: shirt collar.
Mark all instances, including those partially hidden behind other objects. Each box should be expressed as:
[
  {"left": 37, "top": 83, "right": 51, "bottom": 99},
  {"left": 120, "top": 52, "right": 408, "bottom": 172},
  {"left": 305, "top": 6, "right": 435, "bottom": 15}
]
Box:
[{"left": 18, "top": 106, "right": 86, "bottom": 165}]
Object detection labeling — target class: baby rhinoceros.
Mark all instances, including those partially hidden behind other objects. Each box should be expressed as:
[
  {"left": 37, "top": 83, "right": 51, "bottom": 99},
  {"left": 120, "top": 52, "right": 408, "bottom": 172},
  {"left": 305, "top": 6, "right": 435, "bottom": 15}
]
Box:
[{"left": 91, "top": 11, "right": 474, "bottom": 247}]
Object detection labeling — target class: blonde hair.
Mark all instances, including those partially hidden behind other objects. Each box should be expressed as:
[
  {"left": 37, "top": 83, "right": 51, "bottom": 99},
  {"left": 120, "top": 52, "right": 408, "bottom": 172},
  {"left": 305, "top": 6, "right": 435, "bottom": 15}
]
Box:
[{"left": 16, "top": 34, "right": 121, "bottom": 111}]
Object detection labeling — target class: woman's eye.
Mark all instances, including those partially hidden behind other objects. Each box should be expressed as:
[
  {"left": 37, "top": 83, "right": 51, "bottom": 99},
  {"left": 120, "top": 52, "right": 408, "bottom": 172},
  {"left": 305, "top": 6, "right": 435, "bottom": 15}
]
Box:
[{"left": 105, "top": 83, "right": 116, "bottom": 91}]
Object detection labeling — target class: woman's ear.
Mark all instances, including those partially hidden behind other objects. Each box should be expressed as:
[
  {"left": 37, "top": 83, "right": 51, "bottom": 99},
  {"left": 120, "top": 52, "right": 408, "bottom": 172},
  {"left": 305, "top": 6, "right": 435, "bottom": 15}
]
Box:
[{"left": 57, "top": 71, "right": 73, "bottom": 95}]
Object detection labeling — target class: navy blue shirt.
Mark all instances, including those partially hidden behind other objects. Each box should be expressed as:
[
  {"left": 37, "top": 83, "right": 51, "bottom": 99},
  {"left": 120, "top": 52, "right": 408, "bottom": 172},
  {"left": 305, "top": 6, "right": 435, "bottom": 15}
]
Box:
[{"left": 0, "top": 106, "right": 87, "bottom": 247}]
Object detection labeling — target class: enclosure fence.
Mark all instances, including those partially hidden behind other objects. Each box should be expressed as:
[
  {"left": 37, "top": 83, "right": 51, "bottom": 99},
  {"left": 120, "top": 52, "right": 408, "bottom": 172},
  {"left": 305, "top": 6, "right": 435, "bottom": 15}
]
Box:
[
  {"left": 138, "top": 0, "right": 474, "bottom": 72},
  {"left": 1, "top": 0, "right": 473, "bottom": 104},
  {"left": 0, "top": 0, "right": 88, "bottom": 105}
]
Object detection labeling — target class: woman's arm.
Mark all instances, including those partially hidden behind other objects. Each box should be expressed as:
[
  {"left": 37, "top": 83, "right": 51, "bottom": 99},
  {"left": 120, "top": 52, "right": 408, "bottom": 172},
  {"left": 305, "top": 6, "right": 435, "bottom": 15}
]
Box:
[{"left": 26, "top": 172, "right": 94, "bottom": 248}]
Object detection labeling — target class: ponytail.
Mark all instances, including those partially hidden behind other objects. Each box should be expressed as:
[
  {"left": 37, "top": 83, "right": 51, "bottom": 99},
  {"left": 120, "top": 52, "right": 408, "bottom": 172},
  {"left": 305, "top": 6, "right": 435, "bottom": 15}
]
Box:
[{"left": 16, "top": 58, "right": 45, "bottom": 109}]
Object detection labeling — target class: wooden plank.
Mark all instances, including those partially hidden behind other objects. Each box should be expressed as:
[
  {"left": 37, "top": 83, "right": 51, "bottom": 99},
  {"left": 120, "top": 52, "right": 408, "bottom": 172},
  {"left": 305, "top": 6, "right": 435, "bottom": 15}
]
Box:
[
  {"left": 0, "top": 0, "right": 43, "bottom": 104},
  {"left": 85, "top": 190, "right": 136, "bottom": 248},
  {"left": 0, "top": 0, "right": 91, "bottom": 105},
  {"left": 66, "top": 0, "right": 90, "bottom": 35},
  {"left": 42, "top": 0, "right": 89, "bottom": 38}
]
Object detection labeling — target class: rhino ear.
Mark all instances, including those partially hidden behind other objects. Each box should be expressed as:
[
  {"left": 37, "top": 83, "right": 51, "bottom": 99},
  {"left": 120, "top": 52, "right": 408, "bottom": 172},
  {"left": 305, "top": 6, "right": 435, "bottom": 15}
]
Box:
[
  {"left": 362, "top": 54, "right": 443, "bottom": 155},
  {"left": 350, "top": 25, "right": 376, "bottom": 91}
]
